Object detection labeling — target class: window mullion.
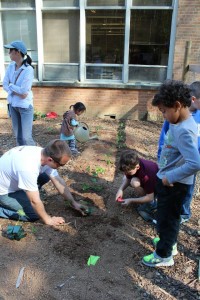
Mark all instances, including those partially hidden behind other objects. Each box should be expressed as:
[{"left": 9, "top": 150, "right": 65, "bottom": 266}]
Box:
[
  {"left": 35, "top": 0, "right": 43, "bottom": 81},
  {"left": 123, "top": 0, "right": 131, "bottom": 83},
  {"left": 80, "top": 0, "right": 86, "bottom": 82}
]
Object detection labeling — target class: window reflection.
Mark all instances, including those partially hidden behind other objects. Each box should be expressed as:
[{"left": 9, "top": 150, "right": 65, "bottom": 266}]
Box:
[
  {"left": 86, "top": 10, "right": 125, "bottom": 64},
  {"left": 129, "top": 10, "right": 171, "bottom": 65}
]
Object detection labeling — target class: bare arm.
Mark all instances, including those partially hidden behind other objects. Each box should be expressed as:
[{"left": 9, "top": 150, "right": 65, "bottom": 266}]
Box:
[
  {"left": 26, "top": 190, "right": 65, "bottom": 225},
  {"left": 50, "top": 175, "right": 85, "bottom": 215},
  {"left": 115, "top": 176, "right": 131, "bottom": 200},
  {"left": 121, "top": 192, "right": 154, "bottom": 206}
]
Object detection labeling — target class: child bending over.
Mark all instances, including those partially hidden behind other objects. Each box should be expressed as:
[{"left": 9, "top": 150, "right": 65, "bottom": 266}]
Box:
[
  {"left": 60, "top": 102, "right": 86, "bottom": 156},
  {"left": 116, "top": 150, "right": 158, "bottom": 213}
]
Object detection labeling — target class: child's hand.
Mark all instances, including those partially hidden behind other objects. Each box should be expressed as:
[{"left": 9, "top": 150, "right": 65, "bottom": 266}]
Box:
[
  {"left": 115, "top": 190, "right": 123, "bottom": 201},
  {"left": 120, "top": 198, "right": 132, "bottom": 206},
  {"left": 162, "top": 177, "right": 174, "bottom": 187},
  {"left": 116, "top": 196, "right": 124, "bottom": 203}
]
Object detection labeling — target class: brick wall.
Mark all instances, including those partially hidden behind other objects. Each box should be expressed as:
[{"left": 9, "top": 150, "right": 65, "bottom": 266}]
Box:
[
  {"left": 33, "top": 87, "right": 157, "bottom": 120},
  {"left": 174, "top": 0, "right": 200, "bottom": 82}
]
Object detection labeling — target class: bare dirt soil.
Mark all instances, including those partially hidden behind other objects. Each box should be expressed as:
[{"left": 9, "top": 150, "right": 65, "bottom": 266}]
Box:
[{"left": 0, "top": 116, "right": 199, "bottom": 300}]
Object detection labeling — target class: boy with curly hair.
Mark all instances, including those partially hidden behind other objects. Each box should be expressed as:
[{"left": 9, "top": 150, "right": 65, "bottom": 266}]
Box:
[
  {"left": 157, "top": 81, "right": 200, "bottom": 224},
  {"left": 142, "top": 80, "right": 200, "bottom": 267}
]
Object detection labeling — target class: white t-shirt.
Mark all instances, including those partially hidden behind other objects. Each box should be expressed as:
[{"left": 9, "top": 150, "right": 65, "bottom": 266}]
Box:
[{"left": 0, "top": 146, "right": 58, "bottom": 195}]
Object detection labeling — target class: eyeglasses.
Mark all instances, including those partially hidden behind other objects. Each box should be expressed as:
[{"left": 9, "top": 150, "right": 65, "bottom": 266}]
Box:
[{"left": 50, "top": 156, "right": 66, "bottom": 167}]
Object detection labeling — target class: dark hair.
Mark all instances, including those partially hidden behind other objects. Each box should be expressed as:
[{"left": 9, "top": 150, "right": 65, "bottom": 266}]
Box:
[
  {"left": 190, "top": 81, "right": 200, "bottom": 100},
  {"left": 70, "top": 102, "right": 86, "bottom": 113},
  {"left": 119, "top": 149, "right": 139, "bottom": 172},
  {"left": 152, "top": 80, "right": 191, "bottom": 108},
  {"left": 17, "top": 50, "right": 34, "bottom": 69},
  {"left": 43, "top": 139, "right": 72, "bottom": 162}
]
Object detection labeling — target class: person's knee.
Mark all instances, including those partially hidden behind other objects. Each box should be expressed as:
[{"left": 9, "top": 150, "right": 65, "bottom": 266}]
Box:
[{"left": 130, "top": 177, "right": 141, "bottom": 188}]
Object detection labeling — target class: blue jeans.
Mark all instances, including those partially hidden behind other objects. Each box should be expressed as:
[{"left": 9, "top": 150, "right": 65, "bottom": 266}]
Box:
[
  {"left": 10, "top": 105, "right": 35, "bottom": 146},
  {"left": 0, "top": 191, "right": 39, "bottom": 221},
  {"left": 0, "top": 173, "right": 50, "bottom": 222},
  {"left": 181, "top": 177, "right": 195, "bottom": 220}
]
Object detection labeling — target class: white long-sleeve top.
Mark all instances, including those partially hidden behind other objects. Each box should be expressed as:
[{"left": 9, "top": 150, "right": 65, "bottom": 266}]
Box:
[{"left": 3, "top": 61, "right": 34, "bottom": 108}]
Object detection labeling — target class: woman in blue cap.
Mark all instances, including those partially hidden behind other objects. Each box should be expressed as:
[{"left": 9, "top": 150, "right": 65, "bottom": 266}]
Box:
[{"left": 3, "top": 40, "right": 35, "bottom": 145}]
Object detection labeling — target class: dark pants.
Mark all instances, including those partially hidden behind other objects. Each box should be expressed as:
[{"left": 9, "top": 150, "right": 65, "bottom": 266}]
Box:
[
  {"left": 156, "top": 178, "right": 189, "bottom": 258},
  {"left": 0, "top": 173, "right": 50, "bottom": 222}
]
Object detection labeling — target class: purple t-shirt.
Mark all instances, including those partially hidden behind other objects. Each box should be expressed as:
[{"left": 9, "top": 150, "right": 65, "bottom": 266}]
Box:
[{"left": 126, "top": 158, "right": 158, "bottom": 194}]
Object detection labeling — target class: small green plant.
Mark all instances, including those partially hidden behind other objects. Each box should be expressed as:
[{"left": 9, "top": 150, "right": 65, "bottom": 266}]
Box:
[
  {"left": 82, "top": 182, "right": 103, "bottom": 192},
  {"left": 116, "top": 120, "right": 126, "bottom": 148},
  {"left": 105, "top": 154, "right": 113, "bottom": 165},
  {"left": 82, "top": 183, "right": 92, "bottom": 191},
  {"left": 94, "top": 166, "right": 106, "bottom": 175},
  {"left": 31, "top": 226, "right": 37, "bottom": 234},
  {"left": 86, "top": 166, "right": 91, "bottom": 173},
  {"left": 34, "top": 111, "right": 46, "bottom": 120}
]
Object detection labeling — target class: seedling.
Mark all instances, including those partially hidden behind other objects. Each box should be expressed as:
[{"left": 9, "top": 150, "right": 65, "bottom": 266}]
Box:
[
  {"left": 33, "top": 110, "right": 46, "bottom": 120},
  {"left": 86, "top": 166, "right": 91, "bottom": 173},
  {"left": 105, "top": 154, "right": 113, "bottom": 165},
  {"left": 31, "top": 226, "right": 37, "bottom": 234},
  {"left": 82, "top": 183, "right": 103, "bottom": 192},
  {"left": 82, "top": 183, "right": 91, "bottom": 191},
  {"left": 94, "top": 166, "right": 106, "bottom": 176}
]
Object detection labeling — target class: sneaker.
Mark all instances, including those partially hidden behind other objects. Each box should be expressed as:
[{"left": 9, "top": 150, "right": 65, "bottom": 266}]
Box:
[
  {"left": 142, "top": 251, "right": 174, "bottom": 267},
  {"left": 152, "top": 237, "right": 178, "bottom": 256}
]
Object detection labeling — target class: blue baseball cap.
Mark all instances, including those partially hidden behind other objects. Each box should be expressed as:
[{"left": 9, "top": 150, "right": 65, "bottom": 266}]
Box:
[{"left": 4, "top": 40, "right": 27, "bottom": 55}]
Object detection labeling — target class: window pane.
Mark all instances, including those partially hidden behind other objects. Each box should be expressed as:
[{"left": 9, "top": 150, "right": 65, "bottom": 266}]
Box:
[
  {"left": 2, "top": 11, "right": 38, "bottom": 62},
  {"left": 129, "top": 66, "right": 167, "bottom": 83},
  {"left": 132, "top": 0, "right": 172, "bottom": 5},
  {"left": 86, "top": 10, "right": 125, "bottom": 64},
  {"left": 87, "top": 0, "right": 124, "bottom": 5},
  {"left": 43, "top": 0, "right": 79, "bottom": 7},
  {"left": 86, "top": 66, "right": 122, "bottom": 80},
  {"left": 43, "top": 65, "right": 79, "bottom": 81},
  {"left": 0, "top": 0, "right": 35, "bottom": 8},
  {"left": 43, "top": 11, "right": 79, "bottom": 63},
  {"left": 129, "top": 10, "right": 171, "bottom": 65}
]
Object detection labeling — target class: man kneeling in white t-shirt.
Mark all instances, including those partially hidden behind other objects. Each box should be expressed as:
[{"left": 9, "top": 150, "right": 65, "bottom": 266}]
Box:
[{"left": 0, "top": 139, "right": 85, "bottom": 226}]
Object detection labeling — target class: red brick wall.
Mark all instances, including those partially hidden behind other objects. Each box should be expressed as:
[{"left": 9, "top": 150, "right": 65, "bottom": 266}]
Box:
[
  {"left": 174, "top": 0, "right": 200, "bottom": 82},
  {"left": 32, "top": 86, "right": 156, "bottom": 120}
]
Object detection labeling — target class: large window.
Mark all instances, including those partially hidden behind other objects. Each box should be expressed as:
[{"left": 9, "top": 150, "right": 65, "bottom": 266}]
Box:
[
  {"left": 129, "top": 9, "right": 171, "bottom": 83},
  {"left": 2, "top": 11, "right": 37, "bottom": 62},
  {"left": 0, "top": 0, "right": 177, "bottom": 85},
  {"left": 86, "top": 9, "right": 125, "bottom": 80},
  {"left": 42, "top": 11, "right": 79, "bottom": 80}
]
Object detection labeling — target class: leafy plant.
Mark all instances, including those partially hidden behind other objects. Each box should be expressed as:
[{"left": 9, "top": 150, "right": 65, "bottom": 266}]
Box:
[
  {"left": 82, "top": 183, "right": 92, "bottom": 191},
  {"left": 34, "top": 111, "right": 46, "bottom": 120},
  {"left": 82, "top": 183, "right": 103, "bottom": 192}
]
